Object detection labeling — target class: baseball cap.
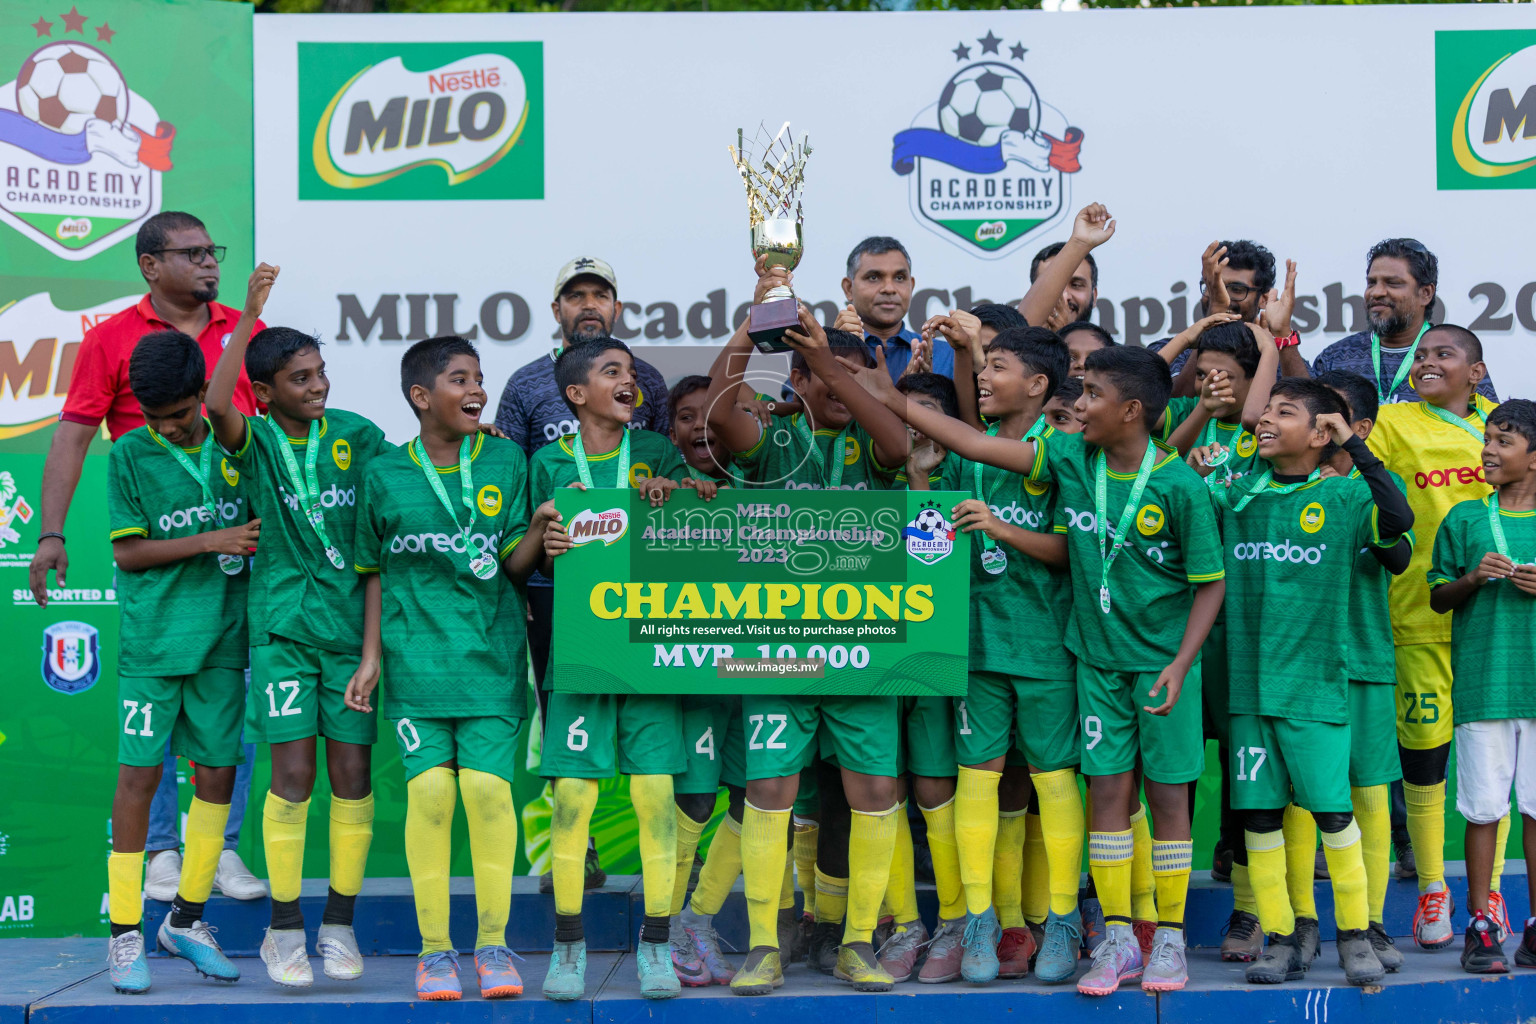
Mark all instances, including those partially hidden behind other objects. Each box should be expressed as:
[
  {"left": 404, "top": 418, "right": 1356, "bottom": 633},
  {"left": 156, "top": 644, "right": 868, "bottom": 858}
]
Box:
[{"left": 553, "top": 257, "right": 617, "bottom": 300}]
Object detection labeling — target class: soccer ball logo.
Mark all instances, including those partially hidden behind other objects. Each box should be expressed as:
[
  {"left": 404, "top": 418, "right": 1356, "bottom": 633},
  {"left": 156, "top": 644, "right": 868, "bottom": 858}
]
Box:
[
  {"left": 15, "top": 43, "right": 127, "bottom": 135},
  {"left": 937, "top": 62, "right": 1038, "bottom": 148},
  {"left": 914, "top": 506, "right": 946, "bottom": 534}
]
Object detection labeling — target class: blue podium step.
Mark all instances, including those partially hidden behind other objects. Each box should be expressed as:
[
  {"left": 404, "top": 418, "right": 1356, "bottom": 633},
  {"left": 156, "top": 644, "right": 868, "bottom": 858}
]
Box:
[{"left": 0, "top": 940, "right": 103, "bottom": 1024}]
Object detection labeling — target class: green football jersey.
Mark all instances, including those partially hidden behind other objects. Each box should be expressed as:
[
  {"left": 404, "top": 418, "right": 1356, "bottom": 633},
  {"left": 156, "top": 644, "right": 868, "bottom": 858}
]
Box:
[
  {"left": 941, "top": 447, "right": 1072, "bottom": 678},
  {"left": 530, "top": 427, "right": 686, "bottom": 498},
  {"left": 355, "top": 433, "right": 532, "bottom": 719},
  {"left": 1161, "top": 397, "right": 1263, "bottom": 488},
  {"left": 226, "top": 410, "right": 388, "bottom": 654},
  {"left": 733, "top": 412, "right": 898, "bottom": 490},
  {"left": 1428, "top": 496, "right": 1536, "bottom": 723},
  {"left": 1031, "top": 428, "right": 1225, "bottom": 672},
  {"left": 1216, "top": 473, "right": 1387, "bottom": 724},
  {"left": 892, "top": 450, "right": 960, "bottom": 489},
  {"left": 1347, "top": 468, "right": 1410, "bottom": 686},
  {"left": 107, "top": 427, "right": 250, "bottom": 676}
]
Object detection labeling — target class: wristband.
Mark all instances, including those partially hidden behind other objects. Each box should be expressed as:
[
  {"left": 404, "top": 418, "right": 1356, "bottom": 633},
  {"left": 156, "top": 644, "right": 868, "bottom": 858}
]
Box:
[
  {"left": 1275, "top": 331, "right": 1301, "bottom": 349},
  {"left": 38, "top": 531, "right": 65, "bottom": 545}
]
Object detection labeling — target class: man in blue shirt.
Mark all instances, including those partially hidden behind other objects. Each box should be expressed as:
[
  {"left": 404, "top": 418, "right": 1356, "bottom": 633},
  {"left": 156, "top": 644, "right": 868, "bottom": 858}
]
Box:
[{"left": 841, "top": 236, "right": 954, "bottom": 381}]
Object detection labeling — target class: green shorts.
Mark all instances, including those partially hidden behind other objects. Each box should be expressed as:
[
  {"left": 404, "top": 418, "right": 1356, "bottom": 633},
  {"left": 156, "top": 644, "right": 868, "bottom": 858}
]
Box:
[
  {"left": 248, "top": 636, "right": 377, "bottom": 746},
  {"left": 903, "top": 697, "right": 957, "bottom": 779},
  {"left": 1229, "top": 714, "right": 1352, "bottom": 813},
  {"left": 118, "top": 666, "right": 246, "bottom": 768},
  {"left": 793, "top": 769, "right": 820, "bottom": 817},
  {"left": 393, "top": 715, "right": 522, "bottom": 783},
  {"left": 677, "top": 695, "right": 746, "bottom": 794},
  {"left": 1201, "top": 619, "right": 1231, "bottom": 749},
  {"left": 956, "top": 672, "right": 1078, "bottom": 772},
  {"left": 1349, "top": 682, "right": 1401, "bottom": 788},
  {"left": 540, "top": 691, "right": 684, "bottom": 779},
  {"left": 1078, "top": 660, "right": 1205, "bottom": 784},
  {"left": 743, "top": 695, "right": 899, "bottom": 780}
]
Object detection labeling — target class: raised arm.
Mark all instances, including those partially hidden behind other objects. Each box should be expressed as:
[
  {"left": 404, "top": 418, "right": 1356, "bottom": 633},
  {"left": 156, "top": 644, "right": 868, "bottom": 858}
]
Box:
[
  {"left": 924, "top": 309, "right": 985, "bottom": 429},
  {"left": 1239, "top": 323, "right": 1280, "bottom": 433},
  {"left": 1019, "top": 203, "right": 1114, "bottom": 327},
  {"left": 788, "top": 308, "right": 909, "bottom": 469},
  {"left": 208, "top": 263, "right": 279, "bottom": 453},
  {"left": 704, "top": 266, "right": 788, "bottom": 455}
]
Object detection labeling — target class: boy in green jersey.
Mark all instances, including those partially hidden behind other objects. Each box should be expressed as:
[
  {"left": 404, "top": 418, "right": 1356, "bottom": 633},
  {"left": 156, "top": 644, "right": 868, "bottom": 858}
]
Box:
[
  {"left": 1043, "top": 378, "right": 1085, "bottom": 434},
  {"left": 1428, "top": 398, "right": 1536, "bottom": 974},
  {"left": 1215, "top": 378, "right": 1413, "bottom": 988},
  {"left": 863, "top": 344, "right": 1226, "bottom": 996},
  {"left": 206, "top": 266, "right": 387, "bottom": 988},
  {"left": 104, "top": 331, "right": 258, "bottom": 994},
  {"left": 536, "top": 337, "right": 716, "bottom": 1001},
  {"left": 703, "top": 282, "right": 911, "bottom": 995}
]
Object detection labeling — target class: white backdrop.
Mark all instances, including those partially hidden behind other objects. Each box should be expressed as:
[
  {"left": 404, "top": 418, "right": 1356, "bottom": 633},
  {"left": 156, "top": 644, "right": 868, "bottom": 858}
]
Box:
[{"left": 254, "top": 6, "right": 1536, "bottom": 442}]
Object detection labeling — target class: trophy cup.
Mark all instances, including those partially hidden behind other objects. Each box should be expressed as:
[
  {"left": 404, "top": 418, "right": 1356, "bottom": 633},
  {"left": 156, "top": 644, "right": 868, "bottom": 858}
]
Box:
[{"left": 729, "top": 123, "right": 811, "bottom": 353}]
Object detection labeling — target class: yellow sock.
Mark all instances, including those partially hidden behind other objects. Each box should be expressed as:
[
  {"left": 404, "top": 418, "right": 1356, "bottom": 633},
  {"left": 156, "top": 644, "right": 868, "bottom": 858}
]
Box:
[
  {"left": 741, "top": 803, "right": 790, "bottom": 949},
  {"left": 885, "top": 802, "right": 919, "bottom": 923},
  {"left": 793, "top": 820, "right": 818, "bottom": 918},
  {"left": 1403, "top": 781, "right": 1446, "bottom": 891},
  {"left": 1283, "top": 805, "right": 1318, "bottom": 920},
  {"left": 815, "top": 869, "right": 848, "bottom": 925},
  {"left": 1493, "top": 813, "right": 1510, "bottom": 892},
  {"left": 1021, "top": 811, "right": 1049, "bottom": 925},
  {"left": 691, "top": 814, "right": 741, "bottom": 917},
  {"left": 955, "top": 767, "right": 1001, "bottom": 915},
  {"left": 262, "top": 792, "right": 310, "bottom": 905},
  {"left": 672, "top": 807, "right": 707, "bottom": 916},
  {"left": 551, "top": 778, "right": 599, "bottom": 917},
  {"left": 782, "top": 849, "right": 798, "bottom": 911},
  {"left": 1246, "top": 829, "right": 1294, "bottom": 937},
  {"left": 845, "top": 806, "right": 898, "bottom": 944},
  {"left": 629, "top": 774, "right": 677, "bottom": 920},
  {"left": 460, "top": 768, "right": 515, "bottom": 949},
  {"left": 108, "top": 851, "right": 144, "bottom": 928},
  {"left": 180, "top": 797, "right": 230, "bottom": 904},
  {"left": 1231, "top": 862, "right": 1257, "bottom": 916},
  {"left": 1351, "top": 785, "right": 1390, "bottom": 923},
  {"left": 329, "top": 794, "right": 373, "bottom": 898},
  {"left": 919, "top": 799, "right": 965, "bottom": 921},
  {"left": 1087, "top": 829, "right": 1134, "bottom": 924},
  {"left": 1152, "top": 839, "right": 1192, "bottom": 927},
  {"left": 1036, "top": 770, "right": 1086, "bottom": 917},
  {"left": 1321, "top": 820, "right": 1369, "bottom": 932},
  {"left": 1130, "top": 803, "right": 1157, "bottom": 923},
  {"left": 406, "top": 767, "right": 457, "bottom": 954},
  {"left": 993, "top": 811, "right": 1027, "bottom": 929}
]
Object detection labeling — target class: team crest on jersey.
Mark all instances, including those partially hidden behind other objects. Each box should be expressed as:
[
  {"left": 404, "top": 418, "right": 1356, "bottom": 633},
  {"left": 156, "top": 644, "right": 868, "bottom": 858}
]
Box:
[
  {"left": 627, "top": 463, "right": 653, "bottom": 489},
  {"left": 1136, "top": 503, "right": 1165, "bottom": 536},
  {"left": 332, "top": 438, "right": 351, "bottom": 470},
  {"left": 40, "top": 620, "right": 100, "bottom": 694},
  {"left": 1236, "top": 432, "right": 1258, "bottom": 458},
  {"left": 842, "top": 437, "right": 861, "bottom": 466},
  {"left": 1024, "top": 477, "right": 1049, "bottom": 497},
  {"left": 220, "top": 458, "right": 239, "bottom": 487},
  {"left": 1300, "top": 501, "right": 1326, "bottom": 534},
  {"left": 905, "top": 500, "right": 955, "bottom": 564},
  {"left": 477, "top": 484, "right": 501, "bottom": 517}
]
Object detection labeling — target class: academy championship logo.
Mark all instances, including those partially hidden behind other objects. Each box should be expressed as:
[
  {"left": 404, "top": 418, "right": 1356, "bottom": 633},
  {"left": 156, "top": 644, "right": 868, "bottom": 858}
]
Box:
[
  {"left": 299, "top": 41, "right": 544, "bottom": 201},
  {"left": 0, "top": 291, "right": 141, "bottom": 437},
  {"left": 1437, "top": 29, "right": 1536, "bottom": 190},
  {"left": 891, "top": 31, "right": 1083, "bottom": 258},
  {"left": 904, "top": 500, "right": 955, "bottom": 565},
  {"left": 0, "top": 11, "right": 174, "bottom": 259},
  {"left": 567, "top": 507, "right": 627, "bottom": 547},
  {"left": 40, "top": 620, "right": 100, "bottom": 694}
]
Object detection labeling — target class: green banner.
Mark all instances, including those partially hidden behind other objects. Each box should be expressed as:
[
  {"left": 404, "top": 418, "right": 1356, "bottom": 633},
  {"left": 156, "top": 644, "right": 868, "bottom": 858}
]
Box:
[{"left": 551, "top": 488, "right": 971, "bottom": 696}]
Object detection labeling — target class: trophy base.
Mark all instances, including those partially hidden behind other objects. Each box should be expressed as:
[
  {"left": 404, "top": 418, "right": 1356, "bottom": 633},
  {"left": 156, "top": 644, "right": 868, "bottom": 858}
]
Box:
[{"left": 747, "top": 297, "right": 800, "bottom": 354}]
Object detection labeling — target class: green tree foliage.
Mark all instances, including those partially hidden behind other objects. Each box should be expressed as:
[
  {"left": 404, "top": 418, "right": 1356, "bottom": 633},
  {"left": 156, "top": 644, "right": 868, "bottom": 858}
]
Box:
[{"left": 237, "top": 0, "right": 1502, "bottom": 17}]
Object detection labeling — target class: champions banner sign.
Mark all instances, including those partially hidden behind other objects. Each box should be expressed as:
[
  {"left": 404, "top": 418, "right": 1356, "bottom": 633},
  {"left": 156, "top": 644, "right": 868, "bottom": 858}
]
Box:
[{"left": 551, "top": 489, "right": 971, "bottom": 696}]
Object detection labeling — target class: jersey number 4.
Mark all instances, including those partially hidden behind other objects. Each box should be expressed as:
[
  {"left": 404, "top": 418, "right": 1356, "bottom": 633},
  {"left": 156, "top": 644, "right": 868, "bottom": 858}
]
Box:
[{"left": 748, "top": 714, "right": 788, "bottom": 750}]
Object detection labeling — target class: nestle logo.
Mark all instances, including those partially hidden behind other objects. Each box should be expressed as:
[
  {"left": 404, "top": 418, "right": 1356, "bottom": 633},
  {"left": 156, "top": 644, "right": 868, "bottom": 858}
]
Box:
[{"left": 429, "top": 66, "right": 502, "bottom": 93}]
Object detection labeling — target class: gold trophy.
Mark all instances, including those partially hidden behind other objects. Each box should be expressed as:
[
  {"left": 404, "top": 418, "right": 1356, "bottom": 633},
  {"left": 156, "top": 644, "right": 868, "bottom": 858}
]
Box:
[{"left": 729, "top": 123, "right": 811, "bottom": 353}]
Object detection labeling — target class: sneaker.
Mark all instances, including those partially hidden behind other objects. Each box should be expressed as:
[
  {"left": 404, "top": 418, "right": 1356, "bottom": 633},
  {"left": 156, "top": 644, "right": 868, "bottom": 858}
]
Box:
[
  {"left": 1368, "top": 921, "right": 1403, "bottom": 974},
  {"left": 872, "top": 915, "right": 896, "bottom": 951},
  {"left": 917, "top": 918, "right": 963, "bottom": 983},
  {"left": 681, "top": 908, "right": 736, "bottom": 984},
  {"left": 1515, "top": 918, "right": 1536, "bottom": 967},
  {"left": 1245, "top": 932, "right": 1305, "bottom": 984},
  {"left": 790, "top": 912, "right": 814, "bottom": 964},
  {"left": 997, "top": 926, "right": 1035, "bottom": 980},
  {"left": 960, "top": 908, "right": 1001, "bottom": 984},
  {"left": 1076, "top": 926, "right": 1142, "bottom": 996},
  {"left": 834, "top": 942, "right": 895, "bottom": 992},
  {"left": 475, "top": 945, "right": 524, "bottom": 998},
  {"left": 1314, "top": 847, "right": 1330, "bottom": 880},
  {"left": 317, "top": 923, "right": 364, "bottom": 981},
  {"left": 143, "top": 851, "right": 180, "bottom": 903},
  {"left": 1337, "top": 927, "right": 1385, "bottom": 985},
  {"left": 538, "top": 845, "right": 607, "bottom": 894},
  {"left": 636, "top": 938, "right": 681, "bottom": 999},
  {"left": 1393, "top": 830, "right": 1417, "bottom": 880},
  {"left": 1221, "top": 911, "right": 1263, "bottom": 963},
  {"left": 670, "top": 916, "right": 709, "bottom": 987},
  {"left": 808, "top": 920, "right": 841, "bottom": 975},
  {"left": 1294, "top": 916, "right": 1321, "bottom": 966},
  {"left": 1035, "top": 909, "right": 1082, "bottom": 984},
  {"left": 729, "top": 947, "right": 782, "bottom": 996},
  {"left": 542, "top": 939, "right": 586, "bottom": 1001},
  {"left": 1461, "top": 912, "right": 1508, "bottom": 975},
  {"left": 1132, "top": 919, "right": 1156, "bottom": 963},
  {"left": 259, "top": 927, "right": 313, "bottom": 988},
  {"left": 213, "top": 849, "right": 268, "bottom": 900},
  {"left": 1140, "top": 927, "right": 1188, "bottom": 992},
  {"left": 1080, "top": 897, "right": 1106, "bottom": 956},
  {"left": 108, "top": 930, "right": 151, "bottom": 994},
  {"left": 1210, "top": 838, "right": 1234, "bottom": 884},
  {"left": 875, "top": 919, "right": 927, "bottom": 983},
  {"left": 415, "top": 950, "right": 461, "bottom": 1001},
  {"left": 1413, "top": 880, "right": 1455, "bottom": 950},
  {"left": 1489, "top": 891, "right": 1512, "bottom": 944},
  {"left": 157, "top": 917, "right": 239, "bottom": 982}
]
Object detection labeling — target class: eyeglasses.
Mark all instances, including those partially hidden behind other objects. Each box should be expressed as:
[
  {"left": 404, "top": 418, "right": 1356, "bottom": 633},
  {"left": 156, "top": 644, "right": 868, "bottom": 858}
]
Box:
[
  {"left": 151, "top": 245, "right": 226, "bottom": 265},
  {"left": 1203, "top": 280, "right": 1259, "bottom": 301}
]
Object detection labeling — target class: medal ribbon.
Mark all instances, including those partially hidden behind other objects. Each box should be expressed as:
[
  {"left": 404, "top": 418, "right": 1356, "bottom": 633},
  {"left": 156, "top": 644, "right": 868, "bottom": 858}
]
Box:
[
  {"left": 267, "top": 417, "right": 344, "bottom": 569},
  {"left": 1488, "top": 492, "right": 1527, "bottom": 565},
  {"left": 1421, "top": 401, "right": 1488, "bottom": 445},
  {"left": 971, "top": 416, "right": 1046, "bottom": 555},
  {"left": 572, "top": 430, "right": 631, "bottom": 490},
  {"left": 1230, "top": 467, "right": 1322, "bottom": 513},
  {"left": 792, "top": 415, "right": 848, "bottom": 490},
  {"left": 413, "top": 435, "right": 485, "bottom": 566},
  {"left": 1093, "top": 440, "right": 1157, "bottom": 613},
  {"left": 149, "top": 421, "right": 243, "bottom": 574},
  {"left": 1370, "top": 321, "right": 1432, "bottom": 405}
]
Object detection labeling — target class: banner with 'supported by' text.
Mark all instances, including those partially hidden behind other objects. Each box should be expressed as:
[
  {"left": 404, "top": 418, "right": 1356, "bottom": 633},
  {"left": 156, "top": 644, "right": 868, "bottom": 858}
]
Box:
[{"left": 550, "top": 489, "right": 970, "bottom": 696}]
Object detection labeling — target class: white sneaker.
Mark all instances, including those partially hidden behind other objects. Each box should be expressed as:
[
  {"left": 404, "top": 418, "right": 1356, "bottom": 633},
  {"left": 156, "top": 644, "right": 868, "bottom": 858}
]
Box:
[
  {"left": 144, "top": 851, "right": 181, "bottom": 902},
  {"left": 260, "top": 927, "right": 313, "bottom": 988},
  {"left": 214, "top": 850, "right": 268, "bottom": 900},
  {"left": 317, "top": 923, "right": 364, "bottom": 980}
]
